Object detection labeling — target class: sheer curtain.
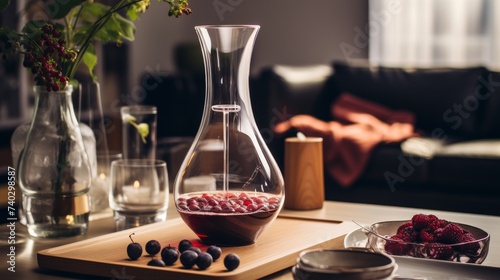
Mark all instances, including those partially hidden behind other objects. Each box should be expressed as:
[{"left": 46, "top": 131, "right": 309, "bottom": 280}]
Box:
[{"left": 369, "top": 0, "right": 500, "bottom": 69}]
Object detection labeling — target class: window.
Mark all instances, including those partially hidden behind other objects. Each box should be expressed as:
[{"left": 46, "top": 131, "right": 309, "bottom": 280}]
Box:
[{"left": 369, "top": 0, "right": 500, "bottom": 69}]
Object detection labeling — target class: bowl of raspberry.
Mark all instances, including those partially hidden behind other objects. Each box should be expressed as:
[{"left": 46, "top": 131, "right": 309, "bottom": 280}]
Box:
[{"left": 366, "top": 214, "right": 490, "bottom": 264}]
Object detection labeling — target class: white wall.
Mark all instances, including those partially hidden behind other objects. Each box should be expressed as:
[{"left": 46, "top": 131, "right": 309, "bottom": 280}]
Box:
[{"left": 128, "top": 0, "right": 369, "bottom": 91}]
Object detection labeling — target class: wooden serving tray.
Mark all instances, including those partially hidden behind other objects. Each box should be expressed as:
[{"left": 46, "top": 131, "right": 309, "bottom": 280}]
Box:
[{"left": 38, "top": 217, "right": 357, "bottom": 280}]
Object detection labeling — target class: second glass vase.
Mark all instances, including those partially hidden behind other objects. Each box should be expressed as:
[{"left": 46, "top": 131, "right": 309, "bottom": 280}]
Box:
[
  {"left": 174, "top": 25, "right": 284, "bottom": 246},
  {"left": 18, "top": 86, "right": 91, "bottom": 238}
]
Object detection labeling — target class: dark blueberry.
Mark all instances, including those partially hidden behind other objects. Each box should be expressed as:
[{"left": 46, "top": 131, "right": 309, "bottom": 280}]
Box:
[
  {"left": 165, "top": 244, "right": 178, "bottom": 251},
  {"left": 206, "top": 245, "right": 222, "bottom": 261},
  {"left": 145, "top": 240, "right": 161, "bottom": 256},
  {"left": 186, "top": 246, "right": 202, "bottom": 255},
  {"left": 180, "top": 250, "right": 198, "bottom": 268},
  {"left": 147, "top": 259, "right": 166, "bottom": 267},
  {"left": 178, "top": 239, "right": 193, "bottom": 253},
  {"left": 127, "top": 243, "right": 142, "bottom": 260},
  {"left": 224, "top": 253, "right": 240, "bottom": 271},
  {"left": 161, "top": 247, "right": 179, "bottom": 265},
  {"left": 196, "top": 252, "right": 213, "bottom": 270},
  {"left": 126, "top": 233, "right": 142, "bottom": 260}
]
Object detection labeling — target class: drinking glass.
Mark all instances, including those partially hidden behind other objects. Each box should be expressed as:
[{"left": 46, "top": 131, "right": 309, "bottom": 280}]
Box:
[
  {"left": 109, "top": 159, "right": 168, "bottom": 230},
  {"left": 120, "top": 105, "right": 157, "bottom": 159}
]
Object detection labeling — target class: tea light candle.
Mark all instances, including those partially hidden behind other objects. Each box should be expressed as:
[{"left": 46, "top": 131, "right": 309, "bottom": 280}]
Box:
[
  {"left": 91, "top": 173, "right": 111, "bottom": 212},
  {"left": 123, "top": 180, "right": 150, "bottom": 203},
  {"left": 94, "top": 173, "right": 109, "bottom": 189}
]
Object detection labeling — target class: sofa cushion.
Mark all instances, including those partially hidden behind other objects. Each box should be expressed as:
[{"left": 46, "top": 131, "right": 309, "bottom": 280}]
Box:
[
  {"left": 333, "top": 62, "right": 488, "bottom": 138},
  {"left": 401, "top": 137, "right": 500, "bottom": 193},
  {"left": 400, "top": 137, "right": 445, "bottom": 159},
  {"left": 430, "top": 154, "right": 500, "bottom": 194},
  {"left": 259, "top": 64, "right": 335, "bottom": 123},
  {"left": 435, "top": 139, "right": 500, "bottom": 158},
  {"left": 434, "top": 139, "right": 500, "bottom": 189},
  {"left": 403, "top": 139, "right": 500, "bottom": 194},
  {"left": 361, "top": 144, "right": 429, "bottom": 188}
]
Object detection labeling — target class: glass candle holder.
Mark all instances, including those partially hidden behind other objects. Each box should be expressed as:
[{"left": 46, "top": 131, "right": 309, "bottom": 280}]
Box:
[{"left": 109, "top": 159, "right": 168, "bottom": 230}]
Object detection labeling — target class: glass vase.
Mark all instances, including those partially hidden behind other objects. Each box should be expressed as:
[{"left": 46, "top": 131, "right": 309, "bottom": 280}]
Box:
[
  {"left": 174, "top": 25, "right": 284, "bottom": 246},
  {"left": 10, "top": 85, "right": 100, "bottom": 221},
  {"left": 17, "top": 85, "right": 92, "bottom": 238},
  {"left": 75, "top": 81, "right": 110, "bottom": 213},
  {"left": 120, "top": 105, "right": 158, "bottom": 159}
]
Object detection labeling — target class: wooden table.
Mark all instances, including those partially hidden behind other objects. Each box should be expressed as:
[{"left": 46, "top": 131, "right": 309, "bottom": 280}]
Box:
[{"left": 1, "top": 198, "right": 499, "bottom": 279}]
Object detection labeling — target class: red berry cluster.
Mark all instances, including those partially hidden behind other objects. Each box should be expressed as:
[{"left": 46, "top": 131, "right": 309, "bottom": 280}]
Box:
[
  {"left": 23, "top": 23, "right": 76, "bottom": 92},
  {"left": 177, "top": 192, "right": 281, "bottom": 214},
  {"left": 384, "top": 214, "right": 481, "bottom": 260}
]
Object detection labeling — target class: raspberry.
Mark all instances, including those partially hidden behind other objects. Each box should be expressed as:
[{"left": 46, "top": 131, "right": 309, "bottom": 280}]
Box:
[
  {"left": 456, "top": 233, "right": 480, "bottom": 255},
  {"left": 419, "top": 228, "right": 435, "bottom": 243},
  {"left": 433, "top": 227, "right": 445, "bottom": 242},
  {"left": 427, "top": 214, "right": 438, "bottom": 222},
  {"left": 412, "top": 214, "right": 432, "bottom": 230},
  {"left": 441, "top": 223, "right": 464, "bottom": 244},
  {"left": 396, "top": 221, "right": 413, "bottom": 235},
  {"left": 427, "top": 219, "right": 448, "bottom": 232},
  {"left": 426, "top": 243, "right": 454, "bottom": 260},
  {"left": 384, "top": 235, "right": 411, "bottom": 255},
  {"left": 398, "top": 226, "right": 418, "bottom": 242}
]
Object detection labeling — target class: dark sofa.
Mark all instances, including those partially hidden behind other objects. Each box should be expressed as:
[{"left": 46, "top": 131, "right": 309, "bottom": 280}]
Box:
[{"left": 142, "top": 61, "right": 500, "bottom": 216}]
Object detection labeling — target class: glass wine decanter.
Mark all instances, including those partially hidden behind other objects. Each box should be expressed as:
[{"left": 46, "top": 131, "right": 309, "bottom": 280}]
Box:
[{"left": 174, "top": 25, "right": 284, "bottom": 246}]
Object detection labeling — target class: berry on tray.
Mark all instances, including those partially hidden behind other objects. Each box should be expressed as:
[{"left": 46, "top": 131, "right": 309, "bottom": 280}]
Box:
[
  {"left": 178, "top": 239, "right": 193, "bottom": 253},
  {"left": 224, "top": 253, "right": 240, "bottom": 271},
  {"left": 126, "top": 233, "right": 143, "bottom": 260},
  {"left": 161, "top": 245, "right": 179, "bottom": 265},
  {"left": 206, "top": 245, "right": 222, "bottom": 261},
  {"left": 145, "top": 240, "right": 161, "bottom": 256},
  {"left": 186, "top": 246, "right": 202, "bottom": 255},
  {"left": 147, "top": 259, "right": 166, "bottom": 267},
  {"left": 196, "top": 252, "right": 213, "bottom": 270},
  {"left": 180, "top": 250, "right": 198, "bottom": 268}
]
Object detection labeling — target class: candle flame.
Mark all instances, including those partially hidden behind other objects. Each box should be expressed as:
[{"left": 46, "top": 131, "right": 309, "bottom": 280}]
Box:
[
  {"left": 133, "top": 180, "right": 140, "bottom": 189},
  {"left": 99, "top": 173, "right": 106, "bottom": 180}
]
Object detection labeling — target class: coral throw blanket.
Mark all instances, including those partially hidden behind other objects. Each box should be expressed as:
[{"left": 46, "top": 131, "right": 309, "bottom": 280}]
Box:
[{"left": 274, "top": 93, "right": 419, "bottom": 187}]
